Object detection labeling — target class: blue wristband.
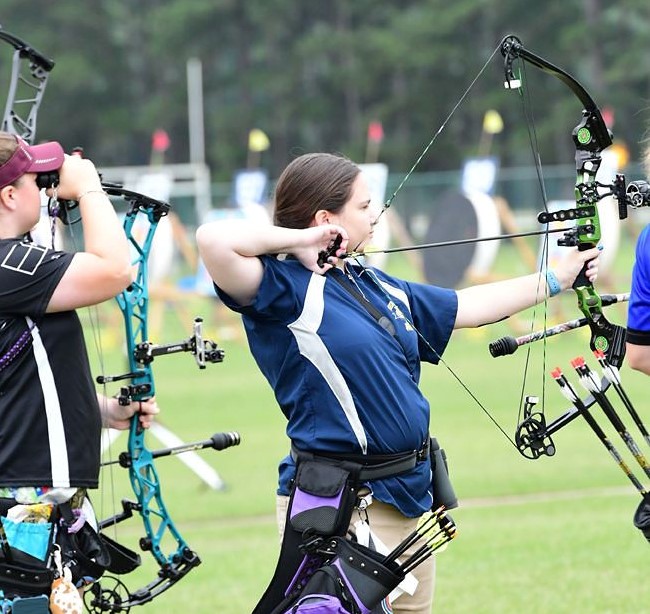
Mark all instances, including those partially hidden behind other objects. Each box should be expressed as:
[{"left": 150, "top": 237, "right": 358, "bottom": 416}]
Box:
[{"left": 546, "top": 270, "right": 562, "bottom": 297}]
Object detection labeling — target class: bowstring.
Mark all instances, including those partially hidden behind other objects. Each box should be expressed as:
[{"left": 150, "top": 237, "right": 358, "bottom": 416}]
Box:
[
  {"left": 370, "top": 41, "right": 503, "bottom": 234},
  {"left": 347, "top": 45, "right": 553, "bottom": 445},
  {"left": 51, "top": 195, "right": 120, "bottom": 540},
  {"left": 350, "top": 258, "right": 518, "bottom": 449},
  {"left": 511, "top": 59, "right": 553, "bottom": 431}
]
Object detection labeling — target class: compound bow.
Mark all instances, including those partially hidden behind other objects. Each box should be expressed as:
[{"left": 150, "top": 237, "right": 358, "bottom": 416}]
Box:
[
  {"left": 323, "top": 34, "right": 649, "bottom": 469},
  {"left": 490, "top": 35, "right": 630, "bottom": 458},
  {"left": 76, "top": 185, "right": 239, "bottom": 613}
]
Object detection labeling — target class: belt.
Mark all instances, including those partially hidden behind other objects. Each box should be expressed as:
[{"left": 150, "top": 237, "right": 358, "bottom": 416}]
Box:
[{"left": 290, "top": 439, "right": 430, "bottom": 482}]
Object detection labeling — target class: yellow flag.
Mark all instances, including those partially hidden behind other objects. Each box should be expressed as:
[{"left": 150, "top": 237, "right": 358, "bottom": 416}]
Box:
[
  {"left": 482, "top": 110, "right": 504, "bottom": 135},
  {"left": 609, "top": 142, "right": 629, "bottom": 169},
  {"left": 248, "top": 128, "right": 270, "bottom": 152}
]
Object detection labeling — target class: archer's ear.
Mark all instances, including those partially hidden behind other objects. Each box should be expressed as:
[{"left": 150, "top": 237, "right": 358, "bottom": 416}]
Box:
[
  {"left": 0, "top": 184, "right": 16, "bottom": 210},
  {"left": 313, "top": 209, "right": 330, "bottom": 226}
]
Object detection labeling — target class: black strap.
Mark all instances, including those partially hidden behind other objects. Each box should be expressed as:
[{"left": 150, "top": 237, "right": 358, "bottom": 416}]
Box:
[
  {"left": 329, "top": 271, "right": 397, "bottom": 338},
  {"left": 290, "top": 441, "right": 429, "bottom": 482}
]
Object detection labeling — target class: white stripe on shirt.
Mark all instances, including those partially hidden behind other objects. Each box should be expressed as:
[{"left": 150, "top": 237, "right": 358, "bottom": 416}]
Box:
[
  {"left": 288, "top": 274, "right": 368, "bottom": 453},
  {"left": 26, "top": 316, "right": 70, "bottom": 487}
]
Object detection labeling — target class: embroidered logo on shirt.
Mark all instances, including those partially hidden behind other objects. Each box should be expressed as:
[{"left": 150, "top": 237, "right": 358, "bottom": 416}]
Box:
[
  {"left": 1, "top": 242, "right": 48, "bottom": 275},
  {"left": 388, "top": 300, "right": 414, "bottom": 332}
]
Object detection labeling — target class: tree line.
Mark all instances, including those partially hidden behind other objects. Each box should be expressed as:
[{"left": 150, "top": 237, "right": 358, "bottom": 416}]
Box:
[{"left": 1, "top": 0, "right": 648, "bottom": 182}]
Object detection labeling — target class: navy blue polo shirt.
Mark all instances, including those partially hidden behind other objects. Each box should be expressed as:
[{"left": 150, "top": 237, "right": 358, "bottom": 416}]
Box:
[{"left": 217, "top": 256, "right": 457, "bottom": 517}]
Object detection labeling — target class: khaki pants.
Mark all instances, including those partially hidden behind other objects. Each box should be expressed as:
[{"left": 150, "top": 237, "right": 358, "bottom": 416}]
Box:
[{"left": 276, "top": 494, "right": 436, "bottom": 614}]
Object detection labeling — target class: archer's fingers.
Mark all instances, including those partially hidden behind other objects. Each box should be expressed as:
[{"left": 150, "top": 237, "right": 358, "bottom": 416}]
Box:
[
  {"left": 138, "top": 413, "right": 156, "bottom": 429},
  {"left": 586, "top": 258, "right": 599, "bottom": 282},
  {"left": 138, "top": 398, "right": 160, "bottom": 416}
]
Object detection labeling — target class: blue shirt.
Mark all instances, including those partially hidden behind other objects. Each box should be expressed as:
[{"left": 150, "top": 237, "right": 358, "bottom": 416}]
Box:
[
  {"left": 628, "top": 225, "right": 650, "bottom": 345},
  {"left": 217, "top": 256, "right": 457, "bottom": 517}
]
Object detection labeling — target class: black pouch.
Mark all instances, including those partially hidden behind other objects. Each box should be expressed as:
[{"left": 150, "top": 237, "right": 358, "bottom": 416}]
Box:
[
  {"left": 283, "top": 537, "right": 403, "bottom": 614},
  {"left": 429, "top": 437, "right": 458, "bottom": 510},
  {"left": 55, "top": 517, "right": 111, "bottom": 586},
  {"left": 0, "top": 547, "right": 54, "bottom": 598},
  {"left": 633, "top": 496, "right": 650, "bottom": 542},
  {"left": 289, "top": 460, "right": 359, "bottom": 537}
]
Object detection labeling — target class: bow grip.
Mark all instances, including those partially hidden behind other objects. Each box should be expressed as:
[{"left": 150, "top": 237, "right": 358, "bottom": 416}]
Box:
[{"left": 571, "top": 242, "right": 593, "bottom": 290}]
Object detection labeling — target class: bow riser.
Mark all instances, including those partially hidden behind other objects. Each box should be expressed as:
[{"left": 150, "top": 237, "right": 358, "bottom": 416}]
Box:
[{"left": 88, "top": 187, "right": 234, "bottom": 613}]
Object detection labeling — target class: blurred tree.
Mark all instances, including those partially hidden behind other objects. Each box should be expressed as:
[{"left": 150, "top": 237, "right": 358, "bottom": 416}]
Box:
[{"left": 0, "top": 0, "right": 648, "bottom": 181}]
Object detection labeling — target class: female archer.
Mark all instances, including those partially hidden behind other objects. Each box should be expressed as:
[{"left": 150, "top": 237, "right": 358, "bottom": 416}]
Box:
[
  {"left": 0, "top": 132, "right": 158, "bottom": 603},
  {"left": 196, "top": 152, "right": 599, "bottom": 614}
]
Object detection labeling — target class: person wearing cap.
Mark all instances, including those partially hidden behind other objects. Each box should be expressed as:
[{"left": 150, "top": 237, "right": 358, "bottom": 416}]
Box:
[{"left": 0, "top": 132, "right": 159, "bottom": 593}]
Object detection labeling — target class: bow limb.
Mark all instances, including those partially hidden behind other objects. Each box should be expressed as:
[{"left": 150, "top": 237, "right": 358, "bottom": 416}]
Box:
[
  {"left": 0, "top": 25, "right": 55, "bottom": 143},
  {"left": 500, "top": 34, "right": 627, "bottom": 367}
]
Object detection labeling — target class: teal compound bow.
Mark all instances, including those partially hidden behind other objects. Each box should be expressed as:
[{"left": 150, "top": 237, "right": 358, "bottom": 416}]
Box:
[
  {"left": 0, "top": 26, "right": 241, "bottom": 610},
  {"left": 76, "top": 185, "right": 239, "bottom": 613}
]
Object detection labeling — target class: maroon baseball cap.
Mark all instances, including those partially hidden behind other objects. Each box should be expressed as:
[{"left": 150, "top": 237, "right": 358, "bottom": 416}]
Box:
[{"left": 0, "top": 135, "right": 64, "bottom": 189}]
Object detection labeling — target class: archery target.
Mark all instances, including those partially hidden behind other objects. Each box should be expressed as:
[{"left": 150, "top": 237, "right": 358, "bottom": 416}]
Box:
[
  {"left": 422, "top": 190, "right": 501, "bottom": 288},
  {"left": 191, "top": 205, "right": 272, "bottom": 296}
]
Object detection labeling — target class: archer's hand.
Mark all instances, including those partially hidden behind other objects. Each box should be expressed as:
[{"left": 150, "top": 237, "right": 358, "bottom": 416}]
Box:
[
  {"left": 291, "top": 225, "right": 349, "bottom": 274},
  {"left": 47, "top": 154, "right": 104, "bottom": 202},
  {"left": 554, "top": 245, "right": 601, "bottom": 289},
  {"left": 100, "top": 394, "right": 160, "bottom": 430}
]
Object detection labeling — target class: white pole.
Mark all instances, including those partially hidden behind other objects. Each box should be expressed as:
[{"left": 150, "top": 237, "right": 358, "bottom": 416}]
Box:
[{"left": 187, "top": 57, "right": 205, "bottom": 165}]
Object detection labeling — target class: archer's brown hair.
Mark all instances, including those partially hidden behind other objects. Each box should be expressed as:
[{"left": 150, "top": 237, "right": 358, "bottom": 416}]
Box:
[
  {"left": 273, "top": 153, "right": 360, "bottom": 228},
  {"left": 0, "top": 133, "right": 18, "bottom": 167}
]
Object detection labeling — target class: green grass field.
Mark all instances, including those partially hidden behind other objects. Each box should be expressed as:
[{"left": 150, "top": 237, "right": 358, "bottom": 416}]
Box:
[{"left": 87, "top": 231, "right": 650, "bottom": 613}]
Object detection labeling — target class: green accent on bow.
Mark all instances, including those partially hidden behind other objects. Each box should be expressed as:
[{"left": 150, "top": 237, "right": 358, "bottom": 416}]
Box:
[{"left": 500, "top": 34, "right": 627, "bottom": 369}]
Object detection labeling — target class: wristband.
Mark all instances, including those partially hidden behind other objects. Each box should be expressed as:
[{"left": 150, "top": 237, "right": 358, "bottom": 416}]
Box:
[
  {"left": 546, "top": 269, "right": 562, "bottom": 297},
  {"left": 77, "top": 189, "right": 107, "bottom": 202}
]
